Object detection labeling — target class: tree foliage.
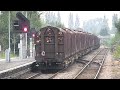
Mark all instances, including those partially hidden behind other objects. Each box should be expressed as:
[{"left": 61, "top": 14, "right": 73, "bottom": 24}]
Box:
[
  {"left": 74, "top": 14, "right": 80, "bottom": 29},
  {"left": 0, "top": 11, "right": 44, "bottom": 54},
  {"left": 99, "top": 28, "right": 109, "bottom": 36},
  {"left": 110, "top": 14, "right": 120, "bottom": 59},
  {"left": 45, "top": 11, "right": 64, "bottom": 28},
  {"left": 83, "top": 18, "right": 103, "bottom": 34},
  {"left": 0, "top": 11, "right": 9, "bottom": 51},
  {"left": 111, "top": 14, "right": 118, "bottom": 34},
  {"left": 115, "top": 19, "right": 120, "bottom": 33},
  {"left": 27, "top": 11, "right": 43, "bottom": 31},
  {"left": 68, "top": 12, "right": 74, "bottom": 29},
  {"left": 83, "top": 16, "right": 110, "bottom": 35},
  {"left": 111, "top": 16, "right": 120, "bottom": 46}
]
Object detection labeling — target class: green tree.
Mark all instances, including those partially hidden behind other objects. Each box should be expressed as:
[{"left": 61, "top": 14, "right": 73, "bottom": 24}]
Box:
[
  {"left": 111, "top": 17, "right": 120, "bottom": 45},
  {"left": 0, "top": 11, "right": 44, "bottom": 55},
  {"left": 0, "top": 11, "right": 9, "bottom": 51},
  {"left": 56, "top": 11, "right": 64, "bottom": 28},
  {"left": 68, "top": 12, "right": 74, "bottom": 29},
  {"left": 27, "top": 11, "right": 43, "bottom": 31},
  {"left": 45, "top": 11, "right": 64, "bottom": 28},
  {"left": 57, "top": 11, "right": 61, "bottom": 24},
  {"left": 99, "top": 28, "right": 109, "bottom": 36},
  {"left": 115, "top": 20, "right": 120, "bottom": 33},
  {"left": 111, "top": 14, "right": 118, "bottom": 34},
  {"left": 83, "top": 18, "right": 103, "bottom": 34},
  {"left": 102, "top": 15, "right": 110, "bottom": 34},
  {"left": 74, "top": 14, "right": 80, "bottom": 29},
  {"left": 110, "top": 14, "right": 120, "bottom": 58}
]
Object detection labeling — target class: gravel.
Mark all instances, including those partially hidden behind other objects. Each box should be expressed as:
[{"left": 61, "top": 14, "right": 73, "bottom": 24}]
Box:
[
  {"left": 98, "top": 50, "right": 114, "bottom": 79},
  {"left": 51, "top": 63, "right": 85, "bottom": 79}
]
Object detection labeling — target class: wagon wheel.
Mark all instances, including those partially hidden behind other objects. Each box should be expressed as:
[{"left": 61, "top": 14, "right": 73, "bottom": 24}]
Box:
[{"left": 30, "top": 62, "right": 38, "bottom": 72}]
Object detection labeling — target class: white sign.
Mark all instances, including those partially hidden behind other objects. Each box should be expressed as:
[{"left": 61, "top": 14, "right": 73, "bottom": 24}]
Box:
[
  {"left": 18, "top": 43, "right": 20, "bottom": 48},
  {"left": 0, "top": 45, "right": 1, "bottom": 51}
]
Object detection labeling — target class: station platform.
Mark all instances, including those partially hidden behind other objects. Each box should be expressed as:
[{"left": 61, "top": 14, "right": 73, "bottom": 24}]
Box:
[{"left": 0, "top": 57, "right": 35, "bottom": 72}]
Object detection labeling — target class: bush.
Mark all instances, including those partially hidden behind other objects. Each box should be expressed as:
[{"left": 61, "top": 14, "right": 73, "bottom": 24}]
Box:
[
  {"left": 0, "top": 52, "right": 5, "bottom": 59},
  {"left": 113, "top": 45, "right": 120, "bottom": 59},
  {"left": 0, "top": 51, "right": 18, "bottom": 59}
]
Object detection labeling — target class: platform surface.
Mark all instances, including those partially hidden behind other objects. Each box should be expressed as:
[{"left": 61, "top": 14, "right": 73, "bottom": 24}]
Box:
[{"left": 0, "top": 57, "right": 35, "bottom": 72}]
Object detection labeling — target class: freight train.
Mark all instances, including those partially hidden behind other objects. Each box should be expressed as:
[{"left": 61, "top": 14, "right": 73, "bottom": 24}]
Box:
[{"left": 30, "top": 26, "right": 100, "bottom": 71}]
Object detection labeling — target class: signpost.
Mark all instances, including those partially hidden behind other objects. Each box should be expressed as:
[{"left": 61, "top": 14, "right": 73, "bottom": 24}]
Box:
[
  {"left": 0, "top": 45, "right": 1, "bottom": 51},
  {"left": 13, "top": 12, "right": 30, "bottom": 59},
  {"left": 0, "top": 45, "right": 1, "bottom": 59},
  {"left": 8, "top": 11, "right": 11, "bottom": 62}
]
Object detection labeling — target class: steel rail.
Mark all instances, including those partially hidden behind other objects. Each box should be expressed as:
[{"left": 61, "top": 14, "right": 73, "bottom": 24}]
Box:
[
  {"left": 94, "top": 48, "right": 109, "bottom": 79},
  {"left": 48, "top": 64, "right": 72, "bottom": 79},
  {"left": 26, "top": 73, "right": 41, "bottom": 79},
  {"left": 72, "top": 49, "right": 103, "bottom": 79},
  {"left": 49, "top": 69, "right": 66, "bottom": 79}
]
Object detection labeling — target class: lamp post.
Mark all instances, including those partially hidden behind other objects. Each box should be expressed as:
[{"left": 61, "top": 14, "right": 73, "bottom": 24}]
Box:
[
  {"left": 25, "top": 11, "right": 28, "bottom": 58},
  {"left": 8, "top": 11, "right": 11, "bottom": 62}
]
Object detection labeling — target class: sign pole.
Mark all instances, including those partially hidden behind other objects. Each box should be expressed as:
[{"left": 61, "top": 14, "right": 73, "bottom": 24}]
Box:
[
  {"left": 25, "top": 11, "right": 28, "bottom": 58},
  {"left": 8, "top": 11, "right": 11, "bottom": 62}
]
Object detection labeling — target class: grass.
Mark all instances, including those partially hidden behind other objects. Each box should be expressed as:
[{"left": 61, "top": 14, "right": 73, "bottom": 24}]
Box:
[
  {"left": 113, "top": 45, "right": 120, "bottom": 59},
  {"left": 0, "top": 52, "right": 18, "bottom": 59}
]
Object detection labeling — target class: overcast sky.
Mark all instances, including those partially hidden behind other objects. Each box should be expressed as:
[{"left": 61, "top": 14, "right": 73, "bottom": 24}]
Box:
[{"left": 42, "top": 11, "right": 120, "bottom": 29}]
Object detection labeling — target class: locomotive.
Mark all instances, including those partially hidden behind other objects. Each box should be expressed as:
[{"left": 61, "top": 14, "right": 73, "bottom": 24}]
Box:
[{"left": 31, "top": 26, "right": 100, "bottom": 71}]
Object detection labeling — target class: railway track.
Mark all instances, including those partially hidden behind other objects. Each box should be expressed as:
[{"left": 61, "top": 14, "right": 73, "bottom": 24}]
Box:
[
  {"left": 46, "top": 49, "right": 102, "bottom": 79},
  {"left": 0, "top": 61, "right": 35, "bottom": 79},
  {"left": 28, "top": 67, "right": 71, "bottom": 79},
  {"left": 39, "top": 62, "right": 84, "bottom": 79},
  {"left": 72, "top": 48, "right": 108, "bottom": 79},
  {"left": 1, "top": 64, "right": 60, "bottom": 79},
  {"left": 26, "top": 73, "right": 41, "bottom": 79},
  {"left": 1, "top": 48, "right": 107, "bottom": 79},
  {"left": 48, "top": 68, "right": 68, "bottom": 79},
  {"left": 25, "top": 48, "right": 107, "bottom": 79},
  {"left": 2, "top": 69, "right": 42, "bottom": 79},
  {"left": 36, "top": 48, "right": 103, "bottom": 79},
  {"left": 26, "top": 63, "right": 75, "bottom": 79}
]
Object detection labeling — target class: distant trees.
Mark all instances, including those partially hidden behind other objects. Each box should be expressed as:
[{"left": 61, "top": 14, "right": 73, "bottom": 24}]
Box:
[
  {"left": 0, "top": 11, "right": 44, "bottom": 54},
  {"left": 46, "top": 12, "right": 81, "bottom": 29},
  {"left": 99, "top": 15, "right": 109, "bottom": 36},
  {"left": 27, "top": 11, "right": 43, "bottom": 31},
  {"left": 83, "top": 16, "right": 110, "bottom": 36},
  {"left": 111, "top": 14, "right": 120, "bottom": 45},
  {"left": 0, "top": 11, "right": 10, "bottom": 51},
  {"left": 83, "top": 18, "right": 103, "bottom": 35},
  {"left": 45, "top": 11, "right": 64, "bottom": 28},
  {"left": 57, "top": 11, "right": 61, "bottom": 24},
  {"left": 115, "top": 19, "right": 120, "bottom": 33},
  {"left": 68, "top": 12, "right": 74, "bottom": 29},
  {"left": 99, "top": 28, "right": 109, "bottom": 36},
  {"left": 112, "top": 17, "right": 120, "bottom": 58},
  {"left": 74, "top": 14, "right": 80, "bottom": 29},
  {"left": 111, "top": 14, "right": 118, "bottom": 34},
  {"left": 109, "top": 14, "right": 120, "bottom": 59},
  {"left": 56, "top": 12, "right": 64, "bottom": 28}
]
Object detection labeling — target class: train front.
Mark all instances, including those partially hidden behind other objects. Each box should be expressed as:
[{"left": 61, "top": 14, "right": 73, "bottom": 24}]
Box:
[{"left": 32, "top": 26, "right": 65, "bottom": 71}]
